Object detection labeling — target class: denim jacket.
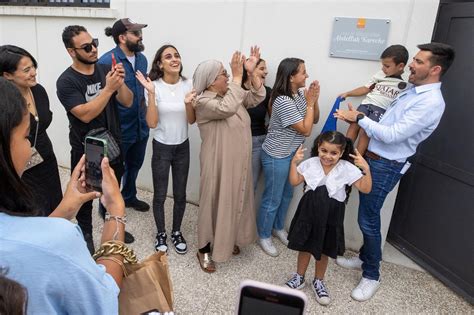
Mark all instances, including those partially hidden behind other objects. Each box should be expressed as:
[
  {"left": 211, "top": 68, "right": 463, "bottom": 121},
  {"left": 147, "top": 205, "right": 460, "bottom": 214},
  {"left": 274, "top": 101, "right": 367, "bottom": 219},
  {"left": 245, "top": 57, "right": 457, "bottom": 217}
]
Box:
[{"left": 99, "top": 46, "right": 149, "bottom": 143}]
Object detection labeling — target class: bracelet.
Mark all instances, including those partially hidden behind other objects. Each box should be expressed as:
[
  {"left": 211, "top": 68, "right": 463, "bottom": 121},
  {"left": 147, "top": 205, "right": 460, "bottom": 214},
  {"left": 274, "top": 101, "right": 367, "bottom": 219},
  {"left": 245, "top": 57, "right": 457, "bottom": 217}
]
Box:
[
  {"left": 105, "top": 212, "right": 127, "bottom": 225},
  {"left": 93, "top": 240, "right": 138, "bottom": 264},
  {"left": 96, "top": 256, "right": 129, "bottom": 277}
]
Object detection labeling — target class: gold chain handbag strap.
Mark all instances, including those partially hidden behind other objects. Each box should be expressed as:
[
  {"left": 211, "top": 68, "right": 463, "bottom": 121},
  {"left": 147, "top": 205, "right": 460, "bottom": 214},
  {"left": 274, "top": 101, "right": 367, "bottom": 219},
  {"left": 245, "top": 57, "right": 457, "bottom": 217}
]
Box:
[{"left": 93, "top": 240, "right": 138, "bottom": 264}]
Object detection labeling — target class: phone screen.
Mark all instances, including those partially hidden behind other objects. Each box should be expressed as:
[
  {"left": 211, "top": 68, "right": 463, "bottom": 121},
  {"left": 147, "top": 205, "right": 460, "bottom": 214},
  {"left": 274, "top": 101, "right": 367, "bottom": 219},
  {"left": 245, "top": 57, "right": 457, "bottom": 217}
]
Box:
[
  {"left": 85, "top": 137, "right": 106, "bottom": 192},
  {"left": 238, "top": 285, "right": 305, "bottom": 315}
]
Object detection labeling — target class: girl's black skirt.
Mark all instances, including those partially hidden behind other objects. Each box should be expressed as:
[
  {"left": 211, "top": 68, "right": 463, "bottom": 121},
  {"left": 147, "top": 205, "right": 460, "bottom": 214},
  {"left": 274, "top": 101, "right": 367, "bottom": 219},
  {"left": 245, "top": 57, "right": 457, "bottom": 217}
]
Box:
[{"left": 287, "top": 185, "right": 346, "bottom": 260}]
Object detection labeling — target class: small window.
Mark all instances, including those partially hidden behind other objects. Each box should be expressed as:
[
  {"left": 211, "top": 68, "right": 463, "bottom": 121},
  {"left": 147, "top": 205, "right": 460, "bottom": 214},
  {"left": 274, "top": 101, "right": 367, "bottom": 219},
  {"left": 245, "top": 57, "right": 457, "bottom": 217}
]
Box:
[{"left": 0, "top": 0, "right": 110, "bottom": 8}]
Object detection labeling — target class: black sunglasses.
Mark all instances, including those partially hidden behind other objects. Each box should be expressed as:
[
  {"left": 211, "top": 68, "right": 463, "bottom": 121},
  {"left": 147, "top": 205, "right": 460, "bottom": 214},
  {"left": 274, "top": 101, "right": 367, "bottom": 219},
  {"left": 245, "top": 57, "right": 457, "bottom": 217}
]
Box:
[
  {"left": 127, "top": 30, "right": 142, "bottom": 37},
  {"left": 72, "top": 38, "right": 99, "bottom": 53}
]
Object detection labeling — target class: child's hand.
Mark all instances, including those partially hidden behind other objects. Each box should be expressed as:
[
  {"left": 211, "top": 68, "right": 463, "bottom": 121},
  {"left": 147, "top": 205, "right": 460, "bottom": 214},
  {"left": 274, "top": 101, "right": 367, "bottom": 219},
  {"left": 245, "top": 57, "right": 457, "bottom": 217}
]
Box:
[
  {"left": 349, "top": 148, "right": 370, "bottom": 174},
  {"left": 292, "top": 145, "right": 307, "bottom": 164},
  {"left": 339, "top": 93, "right": 348, "bottom": 100}
]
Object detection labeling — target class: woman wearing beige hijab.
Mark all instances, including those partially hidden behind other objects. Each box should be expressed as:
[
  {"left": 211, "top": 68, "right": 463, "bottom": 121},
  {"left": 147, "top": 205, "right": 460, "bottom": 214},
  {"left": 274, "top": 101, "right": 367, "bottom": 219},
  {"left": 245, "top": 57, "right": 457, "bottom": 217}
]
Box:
[{"left": 193, "top": 47, "right": 266, "bottom": 272}]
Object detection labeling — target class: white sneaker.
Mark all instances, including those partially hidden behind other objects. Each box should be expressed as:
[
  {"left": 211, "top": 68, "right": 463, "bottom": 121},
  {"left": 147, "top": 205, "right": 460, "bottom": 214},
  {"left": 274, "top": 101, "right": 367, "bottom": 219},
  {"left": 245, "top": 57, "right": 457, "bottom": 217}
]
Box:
[
  {"left": 336, "top": 256, "right": 363, "bottom": 270},
  {"left": 272, "top": 229, "right": 289, "bottom": 246},
  {"left": 258, "top": 238, "right": 279, "bottom": 257},
  {"left": 351, "top": 277, "right": 381, "bottom": 301}
]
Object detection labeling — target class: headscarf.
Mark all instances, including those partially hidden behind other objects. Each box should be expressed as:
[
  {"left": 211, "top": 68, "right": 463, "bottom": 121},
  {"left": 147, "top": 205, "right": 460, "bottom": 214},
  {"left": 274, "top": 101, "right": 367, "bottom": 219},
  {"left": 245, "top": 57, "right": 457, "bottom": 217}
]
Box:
[{"left": 193, "top": 60, "right": 222, "bottom": 94}]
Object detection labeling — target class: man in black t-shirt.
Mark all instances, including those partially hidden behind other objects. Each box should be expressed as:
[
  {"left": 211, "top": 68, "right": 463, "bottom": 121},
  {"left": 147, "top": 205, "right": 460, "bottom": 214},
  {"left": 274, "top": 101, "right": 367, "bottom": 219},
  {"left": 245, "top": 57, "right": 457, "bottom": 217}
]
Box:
[{"left": 56, "top": 25, "right": 134, "bottom": 253}]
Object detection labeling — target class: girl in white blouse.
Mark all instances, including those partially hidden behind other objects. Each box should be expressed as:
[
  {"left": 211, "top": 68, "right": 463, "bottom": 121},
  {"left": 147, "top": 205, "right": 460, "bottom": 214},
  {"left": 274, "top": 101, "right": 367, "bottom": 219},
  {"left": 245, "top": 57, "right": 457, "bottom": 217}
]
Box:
[{"left": 284, "top": 131, "right": 372, "bottom": 306}]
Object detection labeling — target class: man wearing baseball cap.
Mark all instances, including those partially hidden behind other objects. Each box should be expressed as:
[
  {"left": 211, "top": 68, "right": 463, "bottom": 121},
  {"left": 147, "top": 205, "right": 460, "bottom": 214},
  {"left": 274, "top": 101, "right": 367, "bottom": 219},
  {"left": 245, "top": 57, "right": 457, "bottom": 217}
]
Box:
[{"left": 99, "top": 18, "right": 150, "bottom": 228}]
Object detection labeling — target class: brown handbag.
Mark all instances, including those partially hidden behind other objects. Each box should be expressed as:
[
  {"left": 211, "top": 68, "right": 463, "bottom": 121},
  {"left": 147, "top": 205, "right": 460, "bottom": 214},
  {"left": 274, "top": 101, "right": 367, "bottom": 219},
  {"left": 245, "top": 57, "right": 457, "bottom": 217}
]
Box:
[{"left": 119, "top": 252, "right": 174, "bottom": 315}]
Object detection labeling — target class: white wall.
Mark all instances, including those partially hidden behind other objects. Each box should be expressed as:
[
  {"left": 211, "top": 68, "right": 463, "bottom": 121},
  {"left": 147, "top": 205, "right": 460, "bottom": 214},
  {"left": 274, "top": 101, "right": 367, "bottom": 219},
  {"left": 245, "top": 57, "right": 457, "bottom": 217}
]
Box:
[{"left": 0, "top": 0, "right": 439, "bottom": 251}]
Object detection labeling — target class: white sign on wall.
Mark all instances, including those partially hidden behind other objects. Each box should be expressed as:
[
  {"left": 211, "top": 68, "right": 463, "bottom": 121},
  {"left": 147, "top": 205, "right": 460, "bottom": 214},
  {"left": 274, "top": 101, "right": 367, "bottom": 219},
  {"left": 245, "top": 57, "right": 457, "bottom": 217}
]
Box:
[{"left": 330, "top": 17, "right": 391, "bottom": 61}]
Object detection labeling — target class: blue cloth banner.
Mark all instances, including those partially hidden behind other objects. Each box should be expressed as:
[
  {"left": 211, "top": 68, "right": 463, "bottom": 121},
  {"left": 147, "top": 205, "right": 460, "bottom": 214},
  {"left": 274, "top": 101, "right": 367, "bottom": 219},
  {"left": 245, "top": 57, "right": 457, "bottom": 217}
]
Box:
[{"left": 321, "top": 97, "right": 343, "bottom": 133}]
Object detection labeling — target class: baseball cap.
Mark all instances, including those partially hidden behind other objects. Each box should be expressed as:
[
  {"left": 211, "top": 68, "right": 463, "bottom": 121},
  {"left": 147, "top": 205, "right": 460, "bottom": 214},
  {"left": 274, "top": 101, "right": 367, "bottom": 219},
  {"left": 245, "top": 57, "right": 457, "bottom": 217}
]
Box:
[{"left": 111, "top": 18, "right": 147, "bottom": 37}]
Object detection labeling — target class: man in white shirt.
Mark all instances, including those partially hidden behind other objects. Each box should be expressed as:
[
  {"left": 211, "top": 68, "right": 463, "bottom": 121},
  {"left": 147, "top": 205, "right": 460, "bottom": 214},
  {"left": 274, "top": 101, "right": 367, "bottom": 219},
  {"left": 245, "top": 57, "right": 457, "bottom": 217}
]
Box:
[{"left": 334, "top": 42, "right": 455, "bottom": 301}]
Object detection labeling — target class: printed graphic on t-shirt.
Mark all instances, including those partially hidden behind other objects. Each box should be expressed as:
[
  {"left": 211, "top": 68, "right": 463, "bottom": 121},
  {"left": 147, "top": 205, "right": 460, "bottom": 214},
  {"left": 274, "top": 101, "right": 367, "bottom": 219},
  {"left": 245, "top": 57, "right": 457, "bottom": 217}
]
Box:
[
  {"left": 86, "top": 83, "right": 102, "bottom": 102},
  {"left": 372, "top": 84, "right": 402, "bottom": 99}
]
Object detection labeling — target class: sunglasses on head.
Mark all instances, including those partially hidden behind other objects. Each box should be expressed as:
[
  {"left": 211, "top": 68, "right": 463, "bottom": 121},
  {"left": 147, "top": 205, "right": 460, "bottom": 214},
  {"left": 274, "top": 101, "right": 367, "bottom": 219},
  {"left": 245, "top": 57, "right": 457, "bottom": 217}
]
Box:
[{"left": 72, "top": 38, "right": 99, "bottom": 53}]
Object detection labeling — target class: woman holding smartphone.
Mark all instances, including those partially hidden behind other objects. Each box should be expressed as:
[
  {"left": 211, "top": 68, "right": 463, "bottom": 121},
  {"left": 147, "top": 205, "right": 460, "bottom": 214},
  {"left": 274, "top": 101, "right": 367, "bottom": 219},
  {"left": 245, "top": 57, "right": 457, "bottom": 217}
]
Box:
[
  {"left": 136, "top": 44, "right": 196, "bottom": 254},
  {"left": 0, "top": 77, "right": 127, "bottom": 314},
  {"left": 0, "top": 45, "right": 62, "bottom": 216}
]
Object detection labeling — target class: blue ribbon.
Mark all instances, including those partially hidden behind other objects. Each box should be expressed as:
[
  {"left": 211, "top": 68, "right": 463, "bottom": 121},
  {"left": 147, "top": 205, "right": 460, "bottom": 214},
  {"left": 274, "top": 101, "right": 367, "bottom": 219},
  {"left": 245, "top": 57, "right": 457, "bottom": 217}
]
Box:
[{"left": 321, "top": 97, "right": 343, "bottom": 133}]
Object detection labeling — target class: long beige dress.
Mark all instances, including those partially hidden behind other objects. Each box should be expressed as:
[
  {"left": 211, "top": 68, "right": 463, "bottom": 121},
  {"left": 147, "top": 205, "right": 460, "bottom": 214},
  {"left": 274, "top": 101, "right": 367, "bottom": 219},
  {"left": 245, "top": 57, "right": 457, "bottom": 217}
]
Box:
[{"left": 195, "top": 82, "right": 265, "bottom": 263}]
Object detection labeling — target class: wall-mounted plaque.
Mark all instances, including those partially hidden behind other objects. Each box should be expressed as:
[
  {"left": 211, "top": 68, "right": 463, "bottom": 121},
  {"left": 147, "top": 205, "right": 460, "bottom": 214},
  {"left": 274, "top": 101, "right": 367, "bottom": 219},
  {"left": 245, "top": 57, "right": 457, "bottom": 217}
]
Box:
[{"left": 330, "top": 17, "right": 391, "bottom": 61}]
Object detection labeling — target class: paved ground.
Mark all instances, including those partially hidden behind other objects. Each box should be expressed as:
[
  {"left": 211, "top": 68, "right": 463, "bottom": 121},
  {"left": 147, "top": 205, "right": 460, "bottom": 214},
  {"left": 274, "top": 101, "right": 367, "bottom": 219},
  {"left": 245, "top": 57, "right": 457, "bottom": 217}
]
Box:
[{"left": 59, "top": 168, "right": 472, "bottom": 314}]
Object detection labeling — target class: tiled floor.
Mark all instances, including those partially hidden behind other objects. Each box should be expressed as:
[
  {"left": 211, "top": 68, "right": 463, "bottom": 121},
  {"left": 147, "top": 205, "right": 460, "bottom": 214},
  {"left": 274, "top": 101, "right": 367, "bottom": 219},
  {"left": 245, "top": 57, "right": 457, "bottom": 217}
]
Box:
[{"left": 59, "top": 168, "right": 472, "bottom": 313}]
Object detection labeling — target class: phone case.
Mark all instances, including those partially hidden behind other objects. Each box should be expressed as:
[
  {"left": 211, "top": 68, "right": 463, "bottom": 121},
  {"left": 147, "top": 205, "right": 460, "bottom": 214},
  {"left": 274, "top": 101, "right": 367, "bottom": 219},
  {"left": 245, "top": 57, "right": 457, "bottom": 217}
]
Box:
[{"left": 236, "top": 279, "right": 307, "bottom": 315}]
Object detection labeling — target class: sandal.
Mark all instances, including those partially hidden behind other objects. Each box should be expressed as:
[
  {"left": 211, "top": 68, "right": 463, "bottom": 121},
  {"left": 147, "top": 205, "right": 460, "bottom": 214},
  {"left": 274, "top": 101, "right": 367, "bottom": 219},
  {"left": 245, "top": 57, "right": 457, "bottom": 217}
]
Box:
[
  {"left": 232, "top": 245, "right": 240, "bottom": 255},
  {"left": 196, "top": 252, "right": 216, "bottom": 273}
]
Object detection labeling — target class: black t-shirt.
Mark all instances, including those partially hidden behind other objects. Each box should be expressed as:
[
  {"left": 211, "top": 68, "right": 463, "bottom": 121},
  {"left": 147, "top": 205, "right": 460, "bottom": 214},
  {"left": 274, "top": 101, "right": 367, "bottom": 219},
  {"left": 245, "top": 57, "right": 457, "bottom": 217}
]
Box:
[
  {"left": 247, "top": 86, "right": 271, "bottom": 136},
  {"left": 56, "top": 64, "right": 121, "bottom": 153}
]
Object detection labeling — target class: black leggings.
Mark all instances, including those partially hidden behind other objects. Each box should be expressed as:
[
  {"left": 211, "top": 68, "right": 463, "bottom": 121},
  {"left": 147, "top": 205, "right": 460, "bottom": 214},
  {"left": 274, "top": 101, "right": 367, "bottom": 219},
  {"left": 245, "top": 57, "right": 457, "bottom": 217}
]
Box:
[{"left": 151, "top": 139, "right": 190, "bottom": 233}]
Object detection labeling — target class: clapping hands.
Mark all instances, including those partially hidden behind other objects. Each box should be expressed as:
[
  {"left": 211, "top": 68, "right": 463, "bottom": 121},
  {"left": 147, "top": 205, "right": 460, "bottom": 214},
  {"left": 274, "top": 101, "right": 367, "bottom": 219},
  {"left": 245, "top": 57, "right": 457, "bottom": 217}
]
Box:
[
  {"left": 135, "top": 70, "right": 155, "bottom": 95},
  {"left": 244, "top": 46, "right": 261, "bottom": 75},
  {"left": 304, "top": 80, "right": 320, "bottom": 106}
]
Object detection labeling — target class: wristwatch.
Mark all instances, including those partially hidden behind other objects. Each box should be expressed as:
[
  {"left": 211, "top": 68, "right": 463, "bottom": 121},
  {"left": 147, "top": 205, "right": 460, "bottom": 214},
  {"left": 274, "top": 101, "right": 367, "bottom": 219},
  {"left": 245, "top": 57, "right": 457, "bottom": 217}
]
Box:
[{"left": 356, "top": 113, "right": 365, "bottom": 123}]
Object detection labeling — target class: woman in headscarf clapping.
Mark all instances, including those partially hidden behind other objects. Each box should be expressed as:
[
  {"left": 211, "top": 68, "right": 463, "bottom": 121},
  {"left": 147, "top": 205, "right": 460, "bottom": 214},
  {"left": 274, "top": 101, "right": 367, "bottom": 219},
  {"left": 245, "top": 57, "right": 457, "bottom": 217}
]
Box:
[{"left": 193, "top": 47, "right": 266, "bottom": 272}]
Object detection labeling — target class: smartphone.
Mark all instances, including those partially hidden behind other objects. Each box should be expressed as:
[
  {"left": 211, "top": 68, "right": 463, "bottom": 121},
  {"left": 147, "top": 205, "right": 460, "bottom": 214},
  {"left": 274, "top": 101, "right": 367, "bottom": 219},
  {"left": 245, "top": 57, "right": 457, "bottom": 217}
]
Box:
[
  {"left": 236, "top": 280, "right": 307, "bottom": 315},
  {"left": 85, "top": 136, "right": 107, "bottom": 192},
  {"left": 111, "top": 52, "right": 117, "bottom": 68}
]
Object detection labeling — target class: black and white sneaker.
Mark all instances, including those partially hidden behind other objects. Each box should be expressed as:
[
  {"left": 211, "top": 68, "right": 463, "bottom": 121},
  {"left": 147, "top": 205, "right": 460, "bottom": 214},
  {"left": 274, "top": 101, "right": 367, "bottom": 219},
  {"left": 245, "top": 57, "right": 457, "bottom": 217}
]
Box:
[
  {"left": 312, "top": 278, "right": 330, "bottom": 305},
  {"left": 285, "top": 273, "right": 305, "bottom": 290},
  {"left": 154, "top": 232, "right": 168, "bottom": 253},
  {"left": 171, "top": 231, "right": 188, "bottom": 254}
]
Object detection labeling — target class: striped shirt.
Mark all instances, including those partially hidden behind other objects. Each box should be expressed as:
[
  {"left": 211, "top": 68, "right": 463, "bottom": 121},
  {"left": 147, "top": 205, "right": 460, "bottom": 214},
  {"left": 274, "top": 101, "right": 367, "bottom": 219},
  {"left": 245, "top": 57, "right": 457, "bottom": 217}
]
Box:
[{"left": 262, "top": 90, "right": 307, "bottom": 158}]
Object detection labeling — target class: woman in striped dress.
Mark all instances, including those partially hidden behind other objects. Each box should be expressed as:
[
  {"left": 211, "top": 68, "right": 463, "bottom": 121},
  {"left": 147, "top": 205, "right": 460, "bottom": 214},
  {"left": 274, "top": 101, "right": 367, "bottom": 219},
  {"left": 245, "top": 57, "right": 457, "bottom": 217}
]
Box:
[{"left": 256, "top": 58, "right": 320, "bottom": 256}]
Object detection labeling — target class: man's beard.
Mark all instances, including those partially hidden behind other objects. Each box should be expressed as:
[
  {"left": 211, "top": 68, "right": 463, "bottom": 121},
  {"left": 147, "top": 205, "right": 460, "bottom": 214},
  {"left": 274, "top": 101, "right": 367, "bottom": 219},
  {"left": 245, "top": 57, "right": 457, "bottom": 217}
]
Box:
[
  {"left": 76, "top": 53, "right": 98, "bottom": 65},
  {"left": 126, "top": 39, "right": 145, "bottom": 53}
]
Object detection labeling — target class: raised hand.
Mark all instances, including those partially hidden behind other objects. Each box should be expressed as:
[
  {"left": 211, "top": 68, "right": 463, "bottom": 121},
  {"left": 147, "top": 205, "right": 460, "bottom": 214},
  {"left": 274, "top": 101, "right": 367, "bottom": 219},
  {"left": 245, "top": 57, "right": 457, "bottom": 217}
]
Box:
[
  {"left": 105, "top": 69, "right": 124, "bottom": 92},
  {"left": 292, "top": 145, "right": 307, "bottom": 165},
  {"left": 230, "top": 51, "right": 244, "bottom": 82},
  {"left": 244, "top": 46, "right": 261, "bottom": 75},
  {"left": 334, "top": 103, "right": 359, "bottom": 123},
  {"left": 185, "top": 89, "right": 197, "bottom": 107},
  {"left": 113, "top": 62, "right": 126, "bottom": 79},
  {"left": 304, "top": 80, "right": 320, "bottom": 106},
  {"left": 135, "top": 70, "right": 155, "bottom": 94},
  {"left": 349, "top": 148, "right": 370, "bottom": 174}
]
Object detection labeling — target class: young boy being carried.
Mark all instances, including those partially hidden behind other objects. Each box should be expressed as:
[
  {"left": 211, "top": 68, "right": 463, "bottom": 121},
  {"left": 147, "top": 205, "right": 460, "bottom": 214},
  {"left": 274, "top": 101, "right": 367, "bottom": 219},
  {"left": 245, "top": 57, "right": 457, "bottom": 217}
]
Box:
[{"left": 340, "top": 45, "right": 409, "bottom": 155}]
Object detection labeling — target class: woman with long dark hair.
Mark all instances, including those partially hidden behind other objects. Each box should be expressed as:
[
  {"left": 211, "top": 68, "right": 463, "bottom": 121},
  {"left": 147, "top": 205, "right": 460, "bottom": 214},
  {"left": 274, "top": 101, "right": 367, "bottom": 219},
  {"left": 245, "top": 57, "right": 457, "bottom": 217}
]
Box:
[
  {"left": 257, "top": 57, "right": 320, "bottom": 257},
  {"left": 242, "top": 58, "right": 272, "bottom": 192},
  {"left": 0, "top": 77, "right": 127, "bottom": 313},
  {"left": 136, "top": 44, "right": 196, "bottom": 254},
  {"left": 0, "top": 45, "right": 62, "bottom": 215}
]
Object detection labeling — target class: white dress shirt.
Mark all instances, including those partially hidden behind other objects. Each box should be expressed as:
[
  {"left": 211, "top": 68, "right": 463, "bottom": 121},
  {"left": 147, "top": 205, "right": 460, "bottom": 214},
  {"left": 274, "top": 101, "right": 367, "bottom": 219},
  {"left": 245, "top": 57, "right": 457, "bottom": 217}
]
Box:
[{"left": 359, "top": 82, "right": 445, "bottom": 162}]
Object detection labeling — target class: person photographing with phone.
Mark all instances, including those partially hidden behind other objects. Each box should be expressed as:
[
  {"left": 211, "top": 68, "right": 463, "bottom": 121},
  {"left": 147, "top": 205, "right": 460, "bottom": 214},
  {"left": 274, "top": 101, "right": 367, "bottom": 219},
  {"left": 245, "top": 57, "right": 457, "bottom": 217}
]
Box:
[
  {"left": 56, "top": 25, "right": 134, "bottom": 254},
  {"left": 0, "top": 77, "right": 127, "bottom": 313}
]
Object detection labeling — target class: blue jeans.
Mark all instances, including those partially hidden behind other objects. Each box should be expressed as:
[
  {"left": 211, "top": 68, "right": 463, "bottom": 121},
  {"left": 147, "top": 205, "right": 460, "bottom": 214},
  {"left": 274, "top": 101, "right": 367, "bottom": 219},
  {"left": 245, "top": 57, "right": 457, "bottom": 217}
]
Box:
[
  {"left": 251, "top": 135, "right": 266, "bottom": 191},
  {"left": 358, "top": 157, "right": 405, "bottom": 280},
  {"left": 257, "top": 150, "right": 295, "bottom": 239},
  {"left": 121, "top": 136, "right": 149, "bottom": 203}
]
